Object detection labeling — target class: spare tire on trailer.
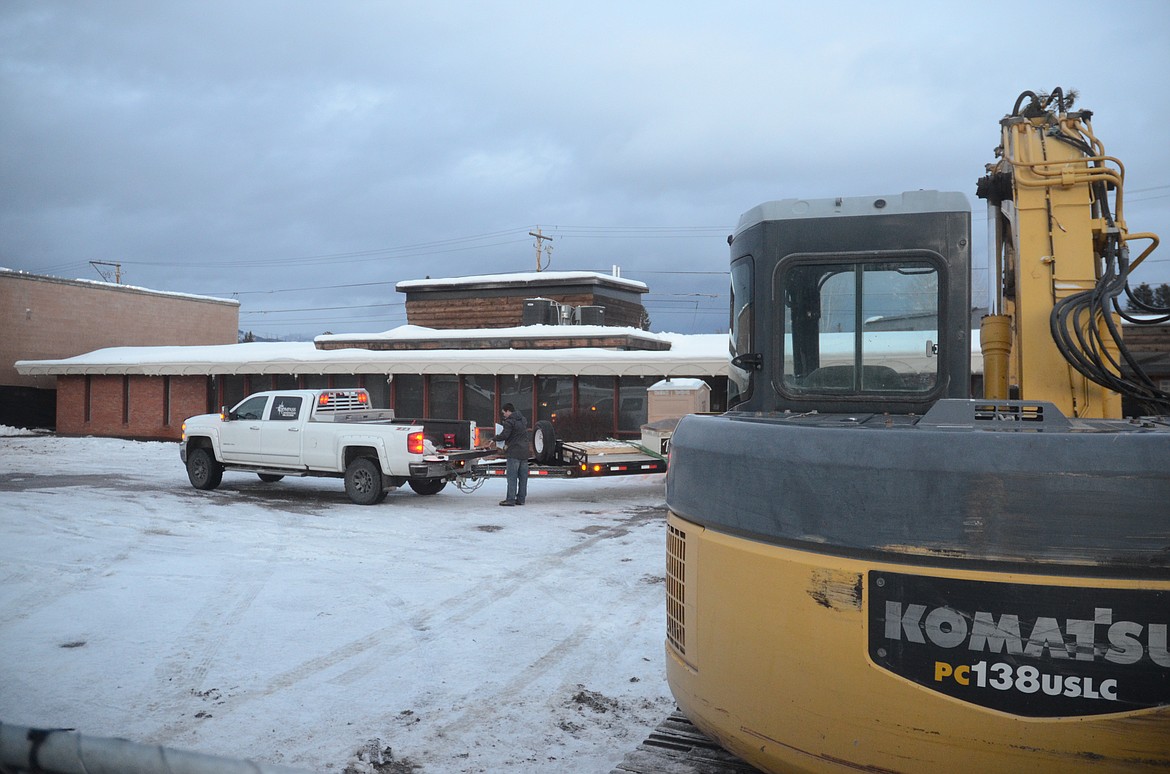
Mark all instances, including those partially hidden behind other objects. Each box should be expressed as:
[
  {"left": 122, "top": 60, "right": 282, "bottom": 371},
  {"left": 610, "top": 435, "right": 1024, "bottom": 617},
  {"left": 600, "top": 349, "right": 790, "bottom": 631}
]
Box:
[{"left": 532, "top": 420, "right": 558, "bottom": 465}]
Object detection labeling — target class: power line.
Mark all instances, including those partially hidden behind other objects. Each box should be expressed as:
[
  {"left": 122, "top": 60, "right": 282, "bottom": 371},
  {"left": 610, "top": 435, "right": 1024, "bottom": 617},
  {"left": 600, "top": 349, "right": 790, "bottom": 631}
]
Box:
[{"left": 240, "top": 301, "right": 404, "bottom": 316}]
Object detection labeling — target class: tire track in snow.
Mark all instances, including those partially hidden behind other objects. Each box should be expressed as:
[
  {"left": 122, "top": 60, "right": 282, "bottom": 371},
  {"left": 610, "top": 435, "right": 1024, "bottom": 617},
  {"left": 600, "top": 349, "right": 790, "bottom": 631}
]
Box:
[
  {"left": 321, "top": 505, "right": 663, "bottom": 688},
  {"left": 151, "top": 506, "right": 663, "bottom": 735}
]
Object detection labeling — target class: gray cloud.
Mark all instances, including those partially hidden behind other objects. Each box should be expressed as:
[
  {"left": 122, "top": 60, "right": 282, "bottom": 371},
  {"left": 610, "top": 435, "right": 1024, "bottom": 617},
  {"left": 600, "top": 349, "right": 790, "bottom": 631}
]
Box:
[{"left": 3, "top": 1, "right": 1169, "bottom": 337}]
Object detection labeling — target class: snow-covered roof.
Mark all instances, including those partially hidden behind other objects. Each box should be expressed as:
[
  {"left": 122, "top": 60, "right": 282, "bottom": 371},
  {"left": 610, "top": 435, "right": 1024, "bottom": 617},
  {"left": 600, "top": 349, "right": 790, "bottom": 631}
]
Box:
[
  {"left": 15, "top": 327, "right": 729, "bottom": 378},
  {"left": 395, "top": 270, "right": 648, "bottom": 293},
  {"left": 0, "top": 267, "right": 240, "bottom": 306},
  {"left": 648, "top": 378, "right": 711, "bottom": 392},
  {"left": 317, "top": 323, "right": 663, "bottom": 345}
]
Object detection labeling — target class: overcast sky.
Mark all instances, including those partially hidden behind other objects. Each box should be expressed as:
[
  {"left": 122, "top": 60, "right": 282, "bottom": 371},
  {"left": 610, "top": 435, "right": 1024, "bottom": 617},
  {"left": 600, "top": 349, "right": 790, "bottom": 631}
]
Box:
[{"left": 3, "top": 1, "right": 1169, "bottom": 340}]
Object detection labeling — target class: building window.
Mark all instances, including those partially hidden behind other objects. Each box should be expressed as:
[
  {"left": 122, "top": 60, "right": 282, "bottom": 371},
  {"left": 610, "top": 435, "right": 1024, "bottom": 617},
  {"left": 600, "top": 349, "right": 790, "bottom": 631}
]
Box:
[
  {"left": 363, "top": 375, "right": 391, "bottom": 410},
  {"left": 333, "top": 375, "right": 360, "bottom": 389},
  {"left": 462, "top": 375, "right": 496, "bottom": 429},
  {"left": 501, "top": 375, "right": 534, "bottom": 421},
  {"left": 84, "top": 376, "right": 92, "bottom": 423},
  {"left": 223, "top": 375, "right": 247, "bottom": 408},
  {"left": 207, "top": 376, "right": 218, "bottom": 414},
  {"left": 163, "top": 376, "right": 171, "bottom": 426},
  {"left": 275, "top": 374, "right": 298, "bottom": 390},
  {"left": 302, "top": 374, "right": 329, "bottom": 390},
  {"left": 536, "top": 376, "right": 574, "bottom": 423},
  {"left": 394, "top": 374, "right": 424, "bottom": 418},
  {"left": 618, "top": 376, "right": 657, "bottom": 433},
  {"left": 429, "top": 375, "right": 459, "bottom": 419},
  {"left": 577, "top": 376, "right": 617, "bottom": 437},
  {"left": 122, "top": 376, "right": 130, "bottom": 425}
]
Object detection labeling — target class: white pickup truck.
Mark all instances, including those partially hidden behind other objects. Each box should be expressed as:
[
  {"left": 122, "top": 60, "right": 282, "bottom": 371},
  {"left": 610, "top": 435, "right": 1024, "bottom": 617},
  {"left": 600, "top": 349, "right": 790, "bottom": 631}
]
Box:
[{"left": 180, "top": 388, "right": 491, "bottom": 505}]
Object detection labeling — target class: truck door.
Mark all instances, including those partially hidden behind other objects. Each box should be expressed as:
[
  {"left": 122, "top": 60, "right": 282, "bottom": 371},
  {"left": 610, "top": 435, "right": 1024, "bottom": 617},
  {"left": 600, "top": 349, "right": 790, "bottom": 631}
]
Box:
[
  {"left": 261, "top": 395, "right": 305, "bottom": 463},
  {"left": 219, "top": 394, "right": 269, "bottom": 463}
]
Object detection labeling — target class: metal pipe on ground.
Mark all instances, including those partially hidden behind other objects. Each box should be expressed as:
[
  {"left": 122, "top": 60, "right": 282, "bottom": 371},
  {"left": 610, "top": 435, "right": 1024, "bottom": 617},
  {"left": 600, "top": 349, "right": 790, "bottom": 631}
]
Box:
[{"left": 0, "top": 721, "right": 310, "bottom": 774}]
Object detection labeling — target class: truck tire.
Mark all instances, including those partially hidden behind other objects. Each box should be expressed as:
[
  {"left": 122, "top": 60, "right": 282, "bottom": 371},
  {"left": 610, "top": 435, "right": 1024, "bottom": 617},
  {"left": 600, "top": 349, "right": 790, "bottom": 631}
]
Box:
[
  {"left": 408, "top": 478, "right": 447, "bottom": 496},
  {"left": 533, "top": 420, "right": 558, "bottom": 465},
  {"left": 187, "top": 447, "right": 223, "bottom": 490},
  {"left": 257, "top": 473, "right": 284, "bottom": 483},
  {"left": 344, "top": 457, "right": 384, "bottom": 505}
]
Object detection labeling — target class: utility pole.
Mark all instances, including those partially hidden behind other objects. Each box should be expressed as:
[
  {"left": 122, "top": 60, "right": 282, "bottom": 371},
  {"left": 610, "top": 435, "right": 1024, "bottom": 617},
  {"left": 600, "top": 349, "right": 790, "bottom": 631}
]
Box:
[
  {"left": 90, "top": 260, "right": 122, "bottom": 284},
  {"left": 529, "top": 226, "right": 553, "bottom": 272}
]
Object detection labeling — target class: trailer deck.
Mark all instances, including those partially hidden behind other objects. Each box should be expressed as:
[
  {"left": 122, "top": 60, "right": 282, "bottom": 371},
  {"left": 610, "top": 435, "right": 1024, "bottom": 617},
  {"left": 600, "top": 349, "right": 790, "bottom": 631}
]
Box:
[{"left": 472, "top": 439, "right": 668, "bottom": 479}]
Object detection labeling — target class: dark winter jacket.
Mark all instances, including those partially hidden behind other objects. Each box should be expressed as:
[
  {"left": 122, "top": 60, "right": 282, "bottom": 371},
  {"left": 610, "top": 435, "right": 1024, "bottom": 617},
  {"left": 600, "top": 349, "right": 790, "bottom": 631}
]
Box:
[{"left": 494, "top": 411, "right": 531, "bottom": 460}]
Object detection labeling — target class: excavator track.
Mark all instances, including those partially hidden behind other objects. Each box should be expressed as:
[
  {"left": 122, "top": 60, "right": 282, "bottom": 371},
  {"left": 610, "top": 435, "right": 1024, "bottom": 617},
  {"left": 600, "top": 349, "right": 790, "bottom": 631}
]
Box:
[{"left": 612, "top": 711, "right": 761, "bottom": 773}]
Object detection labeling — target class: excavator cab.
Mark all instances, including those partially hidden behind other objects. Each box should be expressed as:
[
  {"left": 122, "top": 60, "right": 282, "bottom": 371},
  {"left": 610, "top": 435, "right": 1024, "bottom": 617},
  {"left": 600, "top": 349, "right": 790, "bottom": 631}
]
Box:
[{"left": 727, "top": 190, "right": 971, "bottom": 416}]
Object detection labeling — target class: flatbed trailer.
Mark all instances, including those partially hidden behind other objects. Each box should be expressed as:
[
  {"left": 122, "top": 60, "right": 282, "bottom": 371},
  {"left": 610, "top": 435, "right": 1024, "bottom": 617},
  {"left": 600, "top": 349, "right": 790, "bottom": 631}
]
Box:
[{"left": 471, "top": 439, "right": 668, "bottom": 479}]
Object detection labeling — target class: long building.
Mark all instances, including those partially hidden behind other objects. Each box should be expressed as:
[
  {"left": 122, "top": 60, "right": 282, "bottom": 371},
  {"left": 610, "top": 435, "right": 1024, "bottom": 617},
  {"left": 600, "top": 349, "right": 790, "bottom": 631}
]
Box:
[
  {"left": 13, "top": 270, "right": 729, "bottom": 440},
  {"left": 15, "top": 328, "right": 728, "bottom": 441}
]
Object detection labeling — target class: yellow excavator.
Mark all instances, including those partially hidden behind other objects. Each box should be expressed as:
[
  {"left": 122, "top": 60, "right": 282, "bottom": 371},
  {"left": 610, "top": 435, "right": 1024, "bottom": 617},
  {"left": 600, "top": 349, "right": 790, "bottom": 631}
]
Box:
[{"left": 664, "top": 89, "right": 1170, "bottom": 772}]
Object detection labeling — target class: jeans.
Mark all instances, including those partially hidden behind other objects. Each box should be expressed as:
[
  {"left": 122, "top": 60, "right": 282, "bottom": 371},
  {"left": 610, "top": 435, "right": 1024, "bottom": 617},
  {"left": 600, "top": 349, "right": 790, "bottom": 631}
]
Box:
[{"left": 505, "top": 458, "right": 529, "bottom": 503}]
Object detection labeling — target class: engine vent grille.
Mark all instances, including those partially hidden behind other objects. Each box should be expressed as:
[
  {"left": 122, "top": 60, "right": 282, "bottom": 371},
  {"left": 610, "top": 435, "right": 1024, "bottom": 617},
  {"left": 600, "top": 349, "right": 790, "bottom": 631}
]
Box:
[{"left": 666, "top": 523, "right": 686, "bottom": 655}]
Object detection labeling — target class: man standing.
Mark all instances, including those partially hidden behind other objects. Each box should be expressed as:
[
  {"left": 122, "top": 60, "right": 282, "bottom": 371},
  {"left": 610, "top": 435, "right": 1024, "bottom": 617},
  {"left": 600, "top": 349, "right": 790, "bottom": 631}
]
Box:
[{"left": 494, "top": 403, "right": 530, "bottom": 506}]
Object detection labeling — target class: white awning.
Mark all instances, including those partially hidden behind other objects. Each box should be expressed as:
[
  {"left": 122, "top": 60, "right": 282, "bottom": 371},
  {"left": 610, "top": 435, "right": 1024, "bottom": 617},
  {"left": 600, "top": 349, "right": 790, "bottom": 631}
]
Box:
[{"left": 15, "top": 334, "right": 729, "bottom": 379}]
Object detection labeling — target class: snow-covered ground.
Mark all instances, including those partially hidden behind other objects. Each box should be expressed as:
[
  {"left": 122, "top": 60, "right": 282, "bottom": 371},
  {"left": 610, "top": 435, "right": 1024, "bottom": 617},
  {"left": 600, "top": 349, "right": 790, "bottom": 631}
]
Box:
[{"left": 0, "top": 431, "right": 678, "bottom": 772}]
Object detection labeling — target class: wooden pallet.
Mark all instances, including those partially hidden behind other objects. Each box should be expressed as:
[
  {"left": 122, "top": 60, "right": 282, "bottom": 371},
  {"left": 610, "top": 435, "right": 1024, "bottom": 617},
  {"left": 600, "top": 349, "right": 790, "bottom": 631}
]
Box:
[{"left": 611, "top": 711, "right": 762, "bottom": 774}]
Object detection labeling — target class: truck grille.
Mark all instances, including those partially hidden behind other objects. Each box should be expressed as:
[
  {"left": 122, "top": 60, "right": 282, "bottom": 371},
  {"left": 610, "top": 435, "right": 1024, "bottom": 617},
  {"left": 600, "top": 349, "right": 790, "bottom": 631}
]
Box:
[{"left": 666, "top": 523, "right": 686, "bottom": 655}]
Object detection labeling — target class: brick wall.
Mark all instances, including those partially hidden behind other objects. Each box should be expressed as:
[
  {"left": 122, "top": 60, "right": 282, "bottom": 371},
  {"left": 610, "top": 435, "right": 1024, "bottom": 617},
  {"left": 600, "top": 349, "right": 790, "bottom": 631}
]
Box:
[
  {"left": 57, "top": 374, "right": 211, "bottom": 441},
  {"left": 2, "top": 272, "right": 239, "bottom": 390},
  {"left": 406, "top": 292, "right": 647, "bottom": 329}
]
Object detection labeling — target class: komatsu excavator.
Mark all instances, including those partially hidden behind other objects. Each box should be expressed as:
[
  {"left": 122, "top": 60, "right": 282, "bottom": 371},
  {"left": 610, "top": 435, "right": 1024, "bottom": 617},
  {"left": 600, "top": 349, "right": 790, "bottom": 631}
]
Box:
[{"left": 664, "top": 89, "right": 1170, "bottom": 772}]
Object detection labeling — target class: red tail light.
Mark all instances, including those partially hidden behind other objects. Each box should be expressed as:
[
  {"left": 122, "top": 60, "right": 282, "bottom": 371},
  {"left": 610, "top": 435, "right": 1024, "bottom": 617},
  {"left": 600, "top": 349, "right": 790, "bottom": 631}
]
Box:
[{"left": 407, "top": 431, "right": 425, "bottom": 455}]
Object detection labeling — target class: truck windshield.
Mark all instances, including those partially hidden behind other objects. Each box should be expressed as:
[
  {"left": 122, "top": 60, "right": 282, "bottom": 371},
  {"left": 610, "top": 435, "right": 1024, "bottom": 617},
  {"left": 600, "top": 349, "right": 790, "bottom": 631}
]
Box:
[{"left": 779, "top": 258, "right": 939, "bottom": 395}]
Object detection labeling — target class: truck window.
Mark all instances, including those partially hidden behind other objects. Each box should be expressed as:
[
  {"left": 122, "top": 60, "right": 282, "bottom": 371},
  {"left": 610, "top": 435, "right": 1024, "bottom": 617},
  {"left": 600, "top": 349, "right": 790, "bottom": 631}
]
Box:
[
  {"left": 779, "top": 258, "right": 939, "bottom": 395},
  {"left": 269, "top": 396, "right": 303, "bottom": 421},
  {"left": 232, "top": 395, "right": 269, "bottom": 421}
]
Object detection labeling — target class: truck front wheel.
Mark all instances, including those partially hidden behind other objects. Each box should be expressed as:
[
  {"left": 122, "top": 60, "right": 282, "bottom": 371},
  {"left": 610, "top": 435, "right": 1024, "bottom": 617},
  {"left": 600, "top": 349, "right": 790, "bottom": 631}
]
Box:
[
  {"left": 408, "top": 478, "right": 447, "bottom": 496},
  {"left": 187, "top": 447, "right": 223, "bottom": 490},
  {"left": 345, "top": 457, "right": 384, "bottom": 505}
]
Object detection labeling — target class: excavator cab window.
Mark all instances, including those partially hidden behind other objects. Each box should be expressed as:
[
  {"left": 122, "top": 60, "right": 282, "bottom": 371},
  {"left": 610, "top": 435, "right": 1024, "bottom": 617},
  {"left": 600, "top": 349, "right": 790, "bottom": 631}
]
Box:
[
  {"left": 727, "top": 257, "right": 755, "bottom": 407},
  {"left": 779, "top": 257, "right": 939, "bottom": 396}
]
